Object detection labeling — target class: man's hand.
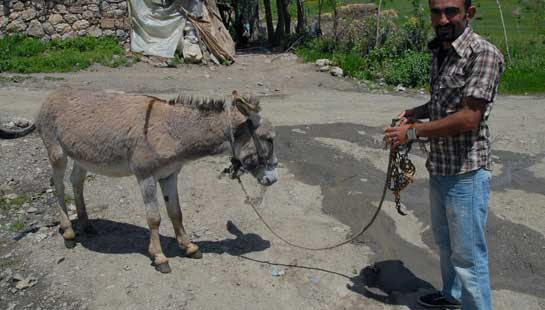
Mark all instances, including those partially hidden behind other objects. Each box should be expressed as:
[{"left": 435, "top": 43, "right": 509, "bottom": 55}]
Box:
[{"left": 384, "top": 124, "right": 411, "bottom": 148}]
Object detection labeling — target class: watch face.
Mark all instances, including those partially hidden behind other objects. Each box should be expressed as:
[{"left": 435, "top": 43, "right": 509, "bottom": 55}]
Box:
[{"left": 408, "top": 128, "right": 417, "bottom": 140}]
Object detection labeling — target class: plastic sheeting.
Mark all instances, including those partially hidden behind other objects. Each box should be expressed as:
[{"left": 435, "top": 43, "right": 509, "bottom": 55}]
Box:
[{"left": 129, "top": 0, "right": 234, "bottom": 61}]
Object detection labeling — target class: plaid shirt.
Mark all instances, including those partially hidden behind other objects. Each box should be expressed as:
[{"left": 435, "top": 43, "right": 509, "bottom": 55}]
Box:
[{"left": 426, "top": 27, "right": 504, "bottom": 176}]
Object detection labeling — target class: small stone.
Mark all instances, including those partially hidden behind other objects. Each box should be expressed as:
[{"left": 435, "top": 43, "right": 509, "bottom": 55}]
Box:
[
  {"left": 271, "top": 266, "right": 284, "bottom": 277},
  {"left": 315, "top": 59, "right": 330, "bottom": 67},
  {"left": 395, "top": 84, "right": 407, "bottom": 92},
  {"left": 26, "top": 207, "right": 38, "bottom": 214},
  {"left": 318, "top": 65, "right": 330, "bottom": 72},
  {"left": 330, "top": 66, "right": 344, "bottom": 77},
  {"left": 257, "top": 82, "right": 264, "bottom": 86},
  {"left": 4, "top": 193, "right": 18, "bottom": 200},
  {"left": 15, "top": 276, "right": 37, "bottom": 290}
]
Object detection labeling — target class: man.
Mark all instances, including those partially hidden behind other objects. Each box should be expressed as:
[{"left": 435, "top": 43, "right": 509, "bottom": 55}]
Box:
[{"left": 384, "top": 0, "right": 503, "bottom": 309}]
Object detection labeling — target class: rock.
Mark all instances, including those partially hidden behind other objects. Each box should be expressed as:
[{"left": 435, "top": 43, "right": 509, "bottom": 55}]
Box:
[
  {"left": 315, "top": 59, "right": 330, "bottom": 67},
  {"left": 48, "top": 14, "right": 64, "bottom": 25},
  {"left": 42, "top": 22, "right": 55, "bottom": 35},
  {"left": 330, "top": 66, "right": 344, "bottom": 77},
  {"left": 395, "top": 84, "right": 407, "bottom": 92},
  {"left": 54, "top": 4, "right": 68, "bottom": 14},
  {"left": 4, "top": 193, "right": 18, "bottom": 200},
  {"left": 87, "top": 26, "right": 102, "bottom": 37},
  {"left": 116, "top": 29, "right": 126, "bottom": 37},
  {"left": 257, "top": 82, "right": 264, "bottom": 86},
  {"left": 26, "top": 207, "right": 37, "bottom": 214},
  {"left": 15, "top": 276, "right": 37, "bottom": 290},
  {"left": 318, "top": 65, "right": 330, "bottom": 72},
  {"left": 271, "top": 266, "right": 285, "bottom": 277},
  {"left": 182, "top": 39, "right": 203, "bottom": 63},
  {"left": 21, "top": 9, "right": 37, "bottom": 21},
  {"left": 64, "top": 14, "right": 78, "bottom": 24},
  {"left": 69, "top": 6, "right": 84, "bottom": 14},
  {"left": 7, "top": 20, "right": 27, "bottom": 32},
  {"left": 54, "top": 23, "right": 71, "bottom": 33},
  {"left": 14, "top": 118, "right": 30, "bottom": 128},
  {"left": 12, "top": 273, "right": 24, "bottom": 282},
  {"left": 13, "top": 2, "right": 24, "bottom": 11},
  {"left": 88, "top": 4, "right": 99, "bottom": 12},
  {"left": 82, "top": 11, "right": 95, "bottom": 19},
  {"left": 103, "top": 30, "right": 115, "bottom": 36},
  {"left": 112, "top": 9, "right": 125, "bottom": 17},
  {"left": 72, "top": 20, "right": 89, "bottom": 30}
]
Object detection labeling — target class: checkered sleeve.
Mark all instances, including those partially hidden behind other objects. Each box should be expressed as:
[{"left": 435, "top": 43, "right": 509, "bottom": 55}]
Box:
[{"left": 463, "top": 48, "right": 504, "bottom": 102}]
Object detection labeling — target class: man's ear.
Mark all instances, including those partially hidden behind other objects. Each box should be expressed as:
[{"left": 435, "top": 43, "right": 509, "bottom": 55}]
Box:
[{"left": 466, "top": 5, "right": 476, "bottom": 20}]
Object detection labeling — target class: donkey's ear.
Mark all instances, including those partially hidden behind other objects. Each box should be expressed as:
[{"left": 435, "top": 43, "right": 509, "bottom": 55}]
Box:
[
  {"left": 232, "top": 90, "right": 262, "bottom": 127},
  {"left": 232, "top": 90, "right": 261, "bottom": 117}
]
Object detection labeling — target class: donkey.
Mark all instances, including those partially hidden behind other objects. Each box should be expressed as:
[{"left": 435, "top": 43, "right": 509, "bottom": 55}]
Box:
[{"left": 36, "top": 87, "right": 278, "bottom": 273}]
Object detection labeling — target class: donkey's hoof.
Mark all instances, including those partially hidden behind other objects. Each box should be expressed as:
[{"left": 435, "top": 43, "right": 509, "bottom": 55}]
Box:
[
  {"left": 187, "top": 250, "right": 203, "bottom": 259},
  {"left": 83, "top": 225, "right": 98, "bottom": 235},
  {"left": 154, "top": 262, "right": 172, "bottom": 274},
  {"left": 64, "top": 239, "right": 76, "bottom": 249}
]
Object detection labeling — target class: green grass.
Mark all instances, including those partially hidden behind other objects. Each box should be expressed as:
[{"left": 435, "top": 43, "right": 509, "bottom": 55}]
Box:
[
  {"left": 9, "top": 218, "right": 25, "bottom": 232},
  {"left": 291, "top": 0, "right": 545, "bottom": 93},
  {"left": 0, "top": 194, "right": 29, "bottom": 212},
  {"left": 0, "top": 35, "right": 130, "bottom": 73}
]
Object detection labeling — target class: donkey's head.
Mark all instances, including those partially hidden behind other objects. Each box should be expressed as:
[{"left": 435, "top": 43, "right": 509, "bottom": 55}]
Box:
[{"left": 229, "top": 91, "right": 278, "bottom": 186}]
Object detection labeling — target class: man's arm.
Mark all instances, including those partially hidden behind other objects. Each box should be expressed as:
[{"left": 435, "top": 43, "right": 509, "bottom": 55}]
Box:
[
  {"left": 413, "top": 96, "right": 486, "bottom": 137},
  {"left": 402, "top": 101, "right": 430, "bottom": 120},
  {"left": 385, "top": 97, "right": 487, "bottom": 147}
]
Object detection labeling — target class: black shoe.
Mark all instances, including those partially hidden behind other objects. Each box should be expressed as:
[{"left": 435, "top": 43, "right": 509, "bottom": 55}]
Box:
[{"left": 417, "top": 292, "right": 461, "bottom": 309}]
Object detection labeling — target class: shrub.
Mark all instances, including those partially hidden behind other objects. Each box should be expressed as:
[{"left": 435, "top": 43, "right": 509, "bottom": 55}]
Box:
[
  {"left": 0, "top": 35, "right": 128, "bottom": 73},
  {"left": 382, "top": 51, "right": 431, "bottom": 87}
]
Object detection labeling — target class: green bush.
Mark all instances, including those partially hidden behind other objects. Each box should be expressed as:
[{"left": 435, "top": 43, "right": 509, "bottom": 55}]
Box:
[
  {"left": 0, "top": 34, "right": 128, "bottom": 73},
  {"left": 382, "top": 51, "right": 431, "bottom": 87}
]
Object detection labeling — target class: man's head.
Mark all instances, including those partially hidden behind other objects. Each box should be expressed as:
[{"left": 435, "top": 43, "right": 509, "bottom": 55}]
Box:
[{"left": 429, "top": 0, "right": 476, "bottom": 43}]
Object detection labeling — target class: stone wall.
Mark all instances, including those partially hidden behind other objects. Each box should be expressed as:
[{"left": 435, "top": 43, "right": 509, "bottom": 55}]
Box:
[{"left": 0, "top": 0, "right": 130, "bottom": 43}]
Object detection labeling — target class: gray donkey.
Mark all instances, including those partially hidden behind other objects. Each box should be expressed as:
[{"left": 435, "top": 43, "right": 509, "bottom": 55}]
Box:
[{"left": 36, "top": 87, "right": 278, "bottom": 273}]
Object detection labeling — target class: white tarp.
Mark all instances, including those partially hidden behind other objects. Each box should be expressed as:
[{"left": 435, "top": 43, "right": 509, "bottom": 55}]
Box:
[{"left": 129, "top": 0, "right": 202, "bottom": 58}]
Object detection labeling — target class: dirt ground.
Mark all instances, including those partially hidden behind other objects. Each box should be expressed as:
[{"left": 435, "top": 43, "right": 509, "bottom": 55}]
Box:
[{"left": 1, "top": 53, "right": 544, "bottom": 310}]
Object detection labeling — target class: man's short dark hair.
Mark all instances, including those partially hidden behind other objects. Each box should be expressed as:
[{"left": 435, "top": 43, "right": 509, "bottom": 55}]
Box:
[{"left": 429, "top": 0, "right": 472, "bottom": 10}]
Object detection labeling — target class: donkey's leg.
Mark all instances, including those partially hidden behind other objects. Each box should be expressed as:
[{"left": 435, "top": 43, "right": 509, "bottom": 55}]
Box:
[
  {"left": 48, "top": 146, "right": 76, "bottom": 248},
  {"left": 159, "top": 172, "right": 202, "bottom": 259},
  {"left": 70, "top": 162, "right": 96, "bottom": 235},
  {"left": 137, "top": 176, "right": 171, "bottom": 273}
]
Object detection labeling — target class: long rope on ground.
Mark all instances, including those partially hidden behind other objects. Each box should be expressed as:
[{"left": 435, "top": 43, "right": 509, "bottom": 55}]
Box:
[{"left": 236, "top": 146, "right": 397, "bottom": 251}]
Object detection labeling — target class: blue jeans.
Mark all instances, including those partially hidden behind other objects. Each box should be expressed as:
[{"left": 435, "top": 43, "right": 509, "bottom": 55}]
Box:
[{"left": 429, "top": 168, "right": 492, "bottom": 310}]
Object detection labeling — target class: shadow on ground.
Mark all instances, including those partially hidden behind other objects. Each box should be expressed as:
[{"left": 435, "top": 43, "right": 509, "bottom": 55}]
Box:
[
  {"left": 276, "top": 122, "right": 545, "bottom": 301},
  {"left": 348, "top": 260, "right": 435, "bottom": 310},
  {"left": 74, "top": 219, "right": 270, "bottom": 258}
]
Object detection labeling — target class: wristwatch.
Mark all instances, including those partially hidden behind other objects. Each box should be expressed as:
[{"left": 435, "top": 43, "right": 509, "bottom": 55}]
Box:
[{"left": 407, "top": 126, "right": 417, "bottom": 141}]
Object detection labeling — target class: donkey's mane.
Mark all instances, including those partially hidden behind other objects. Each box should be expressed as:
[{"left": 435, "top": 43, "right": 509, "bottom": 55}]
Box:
[{"left": 166, "top": 94, "right": 227, "bottom": 112}]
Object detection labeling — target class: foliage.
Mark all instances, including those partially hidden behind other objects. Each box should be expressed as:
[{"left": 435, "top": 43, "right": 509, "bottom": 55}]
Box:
[
  {"left": 0, "top": 194, "right": 29, "bottom": 212},
  {"left": 0, "top": 34, "right": 129, "bottom": 73},
  {"left": 295, "top": 0, "right": 545, "bottom": 93}
]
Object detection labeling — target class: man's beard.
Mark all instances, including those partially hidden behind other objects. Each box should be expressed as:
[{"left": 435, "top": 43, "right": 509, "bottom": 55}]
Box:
[{"left": 435, "top": 20, "right": 467, "bottom": 42}]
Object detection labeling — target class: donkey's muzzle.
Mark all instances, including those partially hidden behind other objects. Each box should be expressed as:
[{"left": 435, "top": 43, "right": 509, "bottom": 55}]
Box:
[{"left": 257, "top": 167, "right": 278, "bottom": 186}]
